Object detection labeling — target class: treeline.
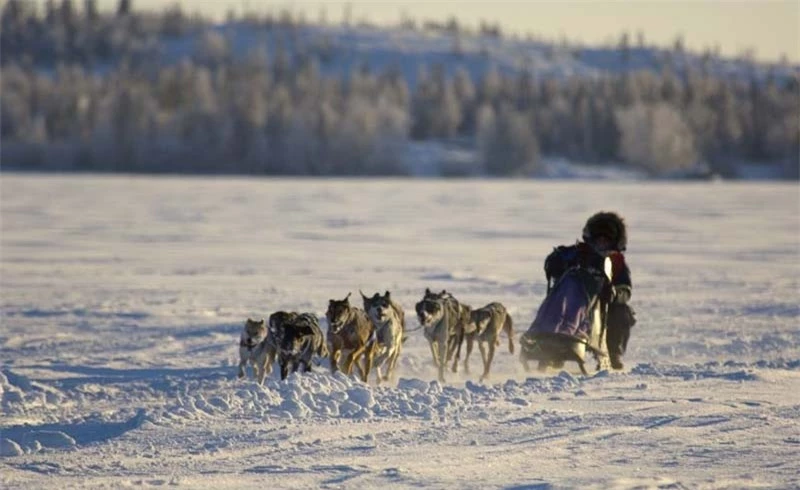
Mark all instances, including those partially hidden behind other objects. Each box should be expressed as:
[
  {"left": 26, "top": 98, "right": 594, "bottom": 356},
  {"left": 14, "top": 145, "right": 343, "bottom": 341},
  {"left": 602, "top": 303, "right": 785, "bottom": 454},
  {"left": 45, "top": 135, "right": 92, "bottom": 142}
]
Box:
[
  {"left": 0, "top": 0, "right": 203, "bottom": 66},
  {"left": 1, "top": 0, "right": 798, "bottom": 177}
]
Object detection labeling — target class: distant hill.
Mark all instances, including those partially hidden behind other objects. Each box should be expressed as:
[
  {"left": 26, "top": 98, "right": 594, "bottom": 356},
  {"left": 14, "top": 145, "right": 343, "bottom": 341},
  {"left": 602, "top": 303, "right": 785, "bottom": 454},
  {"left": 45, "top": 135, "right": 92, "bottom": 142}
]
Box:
[{"left": 1, "top": 2, "right": 798, "bottom": 179}]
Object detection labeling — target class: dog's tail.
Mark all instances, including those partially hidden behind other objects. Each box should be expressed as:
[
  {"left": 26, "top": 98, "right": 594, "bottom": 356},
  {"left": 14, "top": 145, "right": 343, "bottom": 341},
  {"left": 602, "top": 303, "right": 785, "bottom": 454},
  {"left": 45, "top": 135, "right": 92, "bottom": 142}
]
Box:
[{"left": 504, "top": 314, "right": 515, "bottom": 354}]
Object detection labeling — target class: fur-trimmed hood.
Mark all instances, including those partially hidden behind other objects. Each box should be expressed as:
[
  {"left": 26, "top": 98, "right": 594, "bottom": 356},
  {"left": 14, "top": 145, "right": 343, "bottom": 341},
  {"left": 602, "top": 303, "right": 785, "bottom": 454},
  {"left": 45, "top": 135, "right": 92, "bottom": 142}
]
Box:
[{"left": 582, "top": 211, "right": 627, "bottom": 251}]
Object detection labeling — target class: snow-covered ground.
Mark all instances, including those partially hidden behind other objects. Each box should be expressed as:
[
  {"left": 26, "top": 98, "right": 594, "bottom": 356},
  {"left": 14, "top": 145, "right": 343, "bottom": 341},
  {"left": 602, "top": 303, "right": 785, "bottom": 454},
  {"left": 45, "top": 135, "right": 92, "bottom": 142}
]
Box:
[{"left": 1, "top": 174, "right": 799, "bottom": 489}]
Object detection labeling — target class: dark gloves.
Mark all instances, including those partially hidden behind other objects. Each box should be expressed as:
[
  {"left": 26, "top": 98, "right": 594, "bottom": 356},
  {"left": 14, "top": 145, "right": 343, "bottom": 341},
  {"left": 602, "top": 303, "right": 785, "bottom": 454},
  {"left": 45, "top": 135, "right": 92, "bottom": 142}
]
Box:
[
  {"left": 607, "top": 301, "right": 636, "bottom": 329},
  {"left": 612, "top": 285, "right": 631, "bottom": 304}
]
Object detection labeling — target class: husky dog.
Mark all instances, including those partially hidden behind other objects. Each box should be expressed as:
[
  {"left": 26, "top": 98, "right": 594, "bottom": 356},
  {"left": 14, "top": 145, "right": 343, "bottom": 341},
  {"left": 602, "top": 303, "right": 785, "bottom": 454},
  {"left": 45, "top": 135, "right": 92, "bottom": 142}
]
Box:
[
  {"left": 423, "top": 289, "right": 472, "bottom": 371},
  {"left": 278, "top": 313, "right": 328, "bottom": 380},
  {"left": 415, "top": 288, "right": 471, "bottom": 382},
  {"left": 238, "top": 318, "right": 270, "bottom": 384},
  {"left": 461, "top": 302, "right": 514, "bottom": 381},
  {"left": 361, "top": 290, "right": 404, "bottom": 384},
  {"left": 260, "top": 311, "right": 298, "bottom": 378},
  {"left": 326, "top": 293, "right": 375, "bottom": 382}
]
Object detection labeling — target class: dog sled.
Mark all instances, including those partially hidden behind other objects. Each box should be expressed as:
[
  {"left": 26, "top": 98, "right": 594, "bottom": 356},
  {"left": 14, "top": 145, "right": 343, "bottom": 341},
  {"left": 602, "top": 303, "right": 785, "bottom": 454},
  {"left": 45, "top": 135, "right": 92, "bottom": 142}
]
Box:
[{"left": 520, "top": 253, "right": 613, "bottom": 375}]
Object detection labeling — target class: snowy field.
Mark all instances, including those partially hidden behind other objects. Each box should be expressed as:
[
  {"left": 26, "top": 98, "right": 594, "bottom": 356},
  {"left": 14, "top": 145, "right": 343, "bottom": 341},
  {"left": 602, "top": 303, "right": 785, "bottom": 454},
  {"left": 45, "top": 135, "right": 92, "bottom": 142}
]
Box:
[{"left": 1, "top": 174, "right": 799, "bottom": 489}]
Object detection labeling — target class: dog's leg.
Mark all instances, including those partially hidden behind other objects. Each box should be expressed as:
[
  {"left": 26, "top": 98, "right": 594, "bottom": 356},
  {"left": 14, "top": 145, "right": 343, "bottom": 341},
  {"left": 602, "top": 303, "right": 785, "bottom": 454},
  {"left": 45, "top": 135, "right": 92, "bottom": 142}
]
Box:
[
  {"left": 448, "top": 334, "right": 459, "bottom": 373},
  {"left": 346, "top": 345, "right": 366, "bottom": 378},
  {"left": 480, "top": 340, "right": 496, "bottom": 382},
  {"left": 371, "top": 350, "right": 384, "bottom": 374},
  {"left": 504, "top": 314, "right": 515, "bottom": 354},
  {"left": 379, "top": 348, "right": 396, "bottom": 383},
  {"left": 383, "top": 336, "right": 401, "bottom": 382},
  {"left": 453, "top": 323, "right": 465, "bottom": 370},
  {"left": 362, "top": 343, "right": 375, "bottom": 383},
  {"left": 388, "top": 343, "right": 401, "bottom": 381},
  {"left": 342, "top": 349, "right": 353, "bottom": 374},
  {"left": 463, "top": 334, "right": 475, "bottom": 375},
  {"left": 330, "top": 346, "right": 341, "bottom": 374},
  {"left": 264, "top": 350, "right": 274, "bottom": 377},
  {"left": 255, "top": 359, "right": 265, "bottom": 385},
  {"left": 477, "top": 341, "right": 488, "bottom": 381},
  {"left": 280, "top": 361, "right": 289, "bottom": 380},
  {"left": 436, "top": 337, "right": 447, "bottom": 383},
  {"left": 428, "top": 340, "right": 439, "bottom": 369},
  {"left": 447, "top": 331, "right": 462, "bottom": 373},
  {"left": 238, "top": 352, "right": 247, "bottom": 379},
  {"left": 380, "top": 338, "right": 400, "bottom": 383},
  {"left": 372, "top": 339, "right": 392, "bottom": 381},
  {"left": 379, "top": 350, "right": 393, "bottom": 383}
]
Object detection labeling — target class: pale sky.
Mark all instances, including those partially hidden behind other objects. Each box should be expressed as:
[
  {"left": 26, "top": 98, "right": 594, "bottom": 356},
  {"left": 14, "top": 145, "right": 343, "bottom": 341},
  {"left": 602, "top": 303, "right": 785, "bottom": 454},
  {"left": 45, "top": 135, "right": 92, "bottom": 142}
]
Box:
[{"left": 81, "top": 1, "right": 800, "bottom": 63}]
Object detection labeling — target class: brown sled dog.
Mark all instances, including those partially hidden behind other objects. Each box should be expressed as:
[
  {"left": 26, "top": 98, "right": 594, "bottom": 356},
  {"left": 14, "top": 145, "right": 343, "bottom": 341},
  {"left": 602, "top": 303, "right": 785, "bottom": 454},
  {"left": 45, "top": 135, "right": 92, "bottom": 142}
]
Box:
[
  {"left": 461, "top": 302, "right": 514, "bottom": 381},
  {"left": 326, "top": 293, "right": 375, "bottom": 382}
]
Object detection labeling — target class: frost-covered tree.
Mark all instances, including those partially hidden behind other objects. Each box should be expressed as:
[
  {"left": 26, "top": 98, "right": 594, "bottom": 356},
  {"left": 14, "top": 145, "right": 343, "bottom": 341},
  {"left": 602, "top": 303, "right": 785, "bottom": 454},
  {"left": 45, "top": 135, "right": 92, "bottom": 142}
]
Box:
[
  {"left": 117, "top": 0, "right": 131, "bottom": 17},
  {"left": 196, "top": 30, "right": 230, "bottom": 67},
  {"left": 411, "top": 65, "right": 462, "bottom": 139},
  {"left": 479, "top": 104, "right": 539, "bottom": 176},
  {"left": 161, "top": 3, "right": 187, "bottom": 37},
  {"left": 105, "top": 84, "right": 157, "bottom": 171},
  {"left": 452, "top": 67, "right": 476, "bottom": 133},
  {"left": 85, "top": 0, "right": 99, "bottom": 22},
  {"left": 616, "top": 102, "right": 698, "bottom": 175},
  {"left": 478, "top": 65, "right": 502, "bottom": 105}
]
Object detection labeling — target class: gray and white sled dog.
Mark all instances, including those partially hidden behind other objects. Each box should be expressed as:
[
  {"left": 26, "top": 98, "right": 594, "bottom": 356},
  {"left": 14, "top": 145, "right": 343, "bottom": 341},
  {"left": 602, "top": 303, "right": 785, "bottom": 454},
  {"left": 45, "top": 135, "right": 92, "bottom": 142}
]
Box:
[
  {"left": 361, "top": 290, "right": 404, "bottom": 384},
  {"left": 415, "top": 288, "right": 471, "bottom": 382},
  {"left": 278, "top": 313, "right": 328, "bottom": 380},
  {"left": 462, "top": 302, "right": 515, "bottom": 381},
  {"left": 238, "top": 318, "right": 270, "bottom": 384}
]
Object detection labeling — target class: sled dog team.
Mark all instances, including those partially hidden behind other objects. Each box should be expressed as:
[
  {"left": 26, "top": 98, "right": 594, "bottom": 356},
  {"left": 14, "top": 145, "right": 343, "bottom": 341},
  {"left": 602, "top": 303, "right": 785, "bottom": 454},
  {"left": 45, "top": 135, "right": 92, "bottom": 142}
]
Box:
[
  {"left": 239, "top": 211, "right": 636, "bottom": 383},
  {"left": 238, "top": 289, "right": 514, "bottom": 385}
]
